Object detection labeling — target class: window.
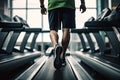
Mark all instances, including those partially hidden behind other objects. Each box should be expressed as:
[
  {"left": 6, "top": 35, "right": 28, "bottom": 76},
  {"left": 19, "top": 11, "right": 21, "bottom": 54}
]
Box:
[
  {"left": 75, "top": 0, "right": 97, "bottom": 28},
  {"left": 10, "top": 0, "right": 97, "bottom": 42}
]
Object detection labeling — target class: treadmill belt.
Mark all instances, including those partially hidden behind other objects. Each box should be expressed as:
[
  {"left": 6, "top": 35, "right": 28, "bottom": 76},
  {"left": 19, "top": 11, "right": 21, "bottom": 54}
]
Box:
[{"left": 33, "top": 56, "right": 77, "bottom": 80}]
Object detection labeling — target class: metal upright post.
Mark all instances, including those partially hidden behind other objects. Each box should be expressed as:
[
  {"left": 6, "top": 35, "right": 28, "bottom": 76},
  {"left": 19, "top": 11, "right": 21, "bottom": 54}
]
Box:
[{"left": 41, "top": 14, "right": 44, "bottom": 53}]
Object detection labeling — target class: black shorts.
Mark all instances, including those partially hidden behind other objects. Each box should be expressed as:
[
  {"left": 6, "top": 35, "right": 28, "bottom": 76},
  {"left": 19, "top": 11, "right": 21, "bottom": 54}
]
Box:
[{"left": 48, "top": 8, "right": 76, "bottom": 31}]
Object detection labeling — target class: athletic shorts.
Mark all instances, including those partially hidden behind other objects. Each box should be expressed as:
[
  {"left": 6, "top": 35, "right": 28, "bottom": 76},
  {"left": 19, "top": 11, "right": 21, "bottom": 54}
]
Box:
[{"left": 48, "top": 8, "right": 76, "bottom": 31}]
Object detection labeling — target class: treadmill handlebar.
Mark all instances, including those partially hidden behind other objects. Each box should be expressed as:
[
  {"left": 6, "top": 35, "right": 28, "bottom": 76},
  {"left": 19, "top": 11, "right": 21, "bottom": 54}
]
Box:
[
  {"left": 1, "top": 28, "right": 24, "bottom": 32},
  {"left": 71, "top": 28, "right": 113, "bottom": 33},
  {"left": 25, "top": 28, "right": 42, "bottom": 32},
  {"left": 0, "top": 21, "right": 23, "bottom": 28},
  {"left": 85, "top": 20, "right": 120, "bottom": 28}
]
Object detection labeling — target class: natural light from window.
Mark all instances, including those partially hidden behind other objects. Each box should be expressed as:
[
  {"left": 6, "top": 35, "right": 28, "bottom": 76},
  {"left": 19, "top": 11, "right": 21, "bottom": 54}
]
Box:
[{"left": 11, "top": 0, "right": 97, "bottom": 42}]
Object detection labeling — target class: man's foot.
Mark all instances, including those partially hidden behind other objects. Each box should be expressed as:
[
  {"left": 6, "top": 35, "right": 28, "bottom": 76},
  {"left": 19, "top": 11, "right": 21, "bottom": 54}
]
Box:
[{"left": 54, "top": 44, "right": 62, "bottom": 69}]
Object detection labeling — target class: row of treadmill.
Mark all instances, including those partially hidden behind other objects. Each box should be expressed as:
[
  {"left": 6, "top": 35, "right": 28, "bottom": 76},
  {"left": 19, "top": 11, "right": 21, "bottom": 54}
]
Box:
[{"left": 0, "top": 5, "right": 120, "bottom": 80}]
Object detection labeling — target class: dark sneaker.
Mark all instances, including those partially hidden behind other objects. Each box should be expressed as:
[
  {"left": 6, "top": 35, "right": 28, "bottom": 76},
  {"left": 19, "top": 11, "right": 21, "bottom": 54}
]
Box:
[
  {"left": 61, "top": 58, "right": 66, "bottom": 67},
  {"left": 54, "top": 44, "right": 62, "bottom": 69}
]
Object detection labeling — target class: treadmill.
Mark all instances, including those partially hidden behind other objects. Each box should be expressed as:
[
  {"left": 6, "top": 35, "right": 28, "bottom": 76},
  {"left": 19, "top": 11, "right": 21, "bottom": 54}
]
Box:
[{"left": 16, "top": 53, "right": 93, "bottom": 80}]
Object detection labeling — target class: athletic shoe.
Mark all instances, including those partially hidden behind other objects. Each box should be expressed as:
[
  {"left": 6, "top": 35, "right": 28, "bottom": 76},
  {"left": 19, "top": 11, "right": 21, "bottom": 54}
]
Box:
[{"left": 54, "top": 44, "right": 62, "bottom": 69}]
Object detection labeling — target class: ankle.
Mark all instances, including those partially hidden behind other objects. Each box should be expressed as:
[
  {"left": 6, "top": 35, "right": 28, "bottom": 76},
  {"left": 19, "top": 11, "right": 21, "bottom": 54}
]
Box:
[
  {"left": 60, "top": 53, "right": 65, "bottom": 59},
  {"left": 54, "top": 43, "right": 58, "bottom": 48}
]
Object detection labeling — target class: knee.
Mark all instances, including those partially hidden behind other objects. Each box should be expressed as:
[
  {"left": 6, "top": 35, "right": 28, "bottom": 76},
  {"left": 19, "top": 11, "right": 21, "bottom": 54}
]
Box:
[
  {"left": 62, "top": 28, "right": 70, "bottom": 35},
  {"left": 50, "top": 30, "right": 58, "bottom": 37}
]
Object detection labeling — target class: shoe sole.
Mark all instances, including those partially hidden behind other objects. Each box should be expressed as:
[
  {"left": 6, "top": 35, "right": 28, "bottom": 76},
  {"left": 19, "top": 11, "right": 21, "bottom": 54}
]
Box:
[{"left": 54, "top": 46, "right": 62, "bottom": 69}]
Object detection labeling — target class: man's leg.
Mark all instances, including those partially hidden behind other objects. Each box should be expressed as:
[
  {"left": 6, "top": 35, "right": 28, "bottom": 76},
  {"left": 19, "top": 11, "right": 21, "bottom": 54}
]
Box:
[
  {"left": 50, "top": 30, "right": 59, "bottom": 48},
  {"left": 61, "top": 28, "right": 70, "bottom": 60},
  {"left": 50, "top": 30, "right": 62, "bottom": 69}
]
